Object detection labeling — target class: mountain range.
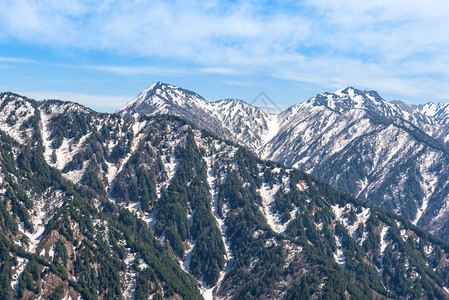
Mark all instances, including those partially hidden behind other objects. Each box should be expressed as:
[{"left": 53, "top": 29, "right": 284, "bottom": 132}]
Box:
[
  {"left": 1, "top": 87, "right": 449, "bottom": 299},
  {"left": 119, "top": 82, "right": 449, "bottom": 242}
]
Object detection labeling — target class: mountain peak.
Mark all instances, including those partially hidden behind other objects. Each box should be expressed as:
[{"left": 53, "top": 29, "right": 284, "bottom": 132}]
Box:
[
  {"left": 139, "top": 81, "right": 203, "bottom": 99},
  {"left": 334, "top": 86, "right": 359, "bottom": 96},
  {"left": 334, "top": 87, "right": 382, "bottom": 100},
  {"left": 307, "top": 87, "right": 397, "bottom": 116},
  {"left": 333, "top": 87, "right": 378, "bottom": 99},
  {"left": 118, "top": 82, "right": 207, "bottom": 116}
]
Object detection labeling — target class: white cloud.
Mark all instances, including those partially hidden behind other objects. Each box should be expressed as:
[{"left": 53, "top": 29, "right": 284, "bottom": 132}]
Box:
[
  {"left": 198, "top": 67, "right": 242, "bottom": 75},
  {"left": 223, "top": 80, "right": 256, "bottom": 87},
  {"left": 0, "top": 1, "right": 448, "bottom": 101},
  {"left": 0, "top": 57, "right": 38, "bottom": 63},
  {"left": 0, "top": 1, "right": 311, "bottom": 66},
  {"left": 272, "top": 55, "right": 447, "bottom": 100},
  {"left": 307, "top": 1, "right": 449, "bottom": 57},
  {"left": 85, "top": 65, "right": 189, "bottom": 76}
]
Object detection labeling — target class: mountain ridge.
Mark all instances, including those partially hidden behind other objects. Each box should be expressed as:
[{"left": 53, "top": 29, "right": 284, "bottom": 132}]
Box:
[
  {"left": 117, "top": 83, "right": 449, "bottom": 242},
  {"left": 2, "top": 91, "right": 449, "bottom": 298}
]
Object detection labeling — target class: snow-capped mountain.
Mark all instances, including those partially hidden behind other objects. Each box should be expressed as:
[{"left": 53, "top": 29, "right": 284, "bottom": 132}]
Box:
[
  {"left": 263, "top": 90, "right": 449, "bottom": 235},
  {"left": 119, "top": 81, "right": 235, "bottom": 141},
  {"left": 301, "top": 87, "right": 400, "bottom": 116},
  {"left": 210, "top": 98, "right": 279, "bottom": 149},
  {"left": 120, "top": 83, "right": 449, "bottom": 242},
  {"left": 2, "top": 91, "right": 449, "bottom": 299},
  {"left": 118, "top": 82, "right": 278, "bottom": 151},
  {"left": 413, "top": 102, "right": 449, "bottom": 144},
  {"left": 418, "top": 102, "right": 449, "bottom": 124}
]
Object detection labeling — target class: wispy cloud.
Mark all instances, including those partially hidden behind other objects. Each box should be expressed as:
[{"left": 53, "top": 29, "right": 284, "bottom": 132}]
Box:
[
  {"left": 85, "top": 65, "right": 189, "bottom": 76},
  {"left": 0, "top": 1, "right": 448, "bottom": 102},
  {"left": 0, "top": 1, "right": 310, "bottom": 67},
  {"left": 0, "top": 57, "right": 38, "bottom": 64},
  {"left": 50, "top": 62, "right": 189, "bottom": 76},
  {"left": 198, "top": 67, "right": 242, "bottom": 76},
  {"left": 223, "top": 80, "right": 256, "bottom": 87},
  {"left": 273, "top": 57, "right": 426, "bottom": 98}
]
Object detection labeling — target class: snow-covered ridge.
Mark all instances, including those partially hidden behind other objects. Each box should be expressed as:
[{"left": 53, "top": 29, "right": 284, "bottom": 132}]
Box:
[
  {"left": 418, "top": 102, "right": 449, "bottom": 122},
  {"left": 3, "top": 86, "right": 449, "bottom": 238},
  {"left": 4, "top": 87, "right": 449, "bottom": 240},
  {"left": 119, "top": 83, "right": 437, "bottom": 155},
  {"left": 1, "top": 89, "right": 449, "bottom": 298},
  {"left": 118, "top": 83, "right": 283, "bottom": 152}
]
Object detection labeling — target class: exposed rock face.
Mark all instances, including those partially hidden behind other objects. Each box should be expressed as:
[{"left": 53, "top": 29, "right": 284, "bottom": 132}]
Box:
[{"left": 119, "top": 83, "right": 449, "bottom": 240}]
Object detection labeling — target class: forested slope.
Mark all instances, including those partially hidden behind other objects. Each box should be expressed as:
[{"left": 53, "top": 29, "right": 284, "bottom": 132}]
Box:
[{"left": 1, "top": 92, "right": 449, "bottom": 299}]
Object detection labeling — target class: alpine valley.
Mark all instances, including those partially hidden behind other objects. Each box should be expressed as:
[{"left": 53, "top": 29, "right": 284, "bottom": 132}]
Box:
[{"left": 1, "top": 86, "right": 449, "bottom": 299}]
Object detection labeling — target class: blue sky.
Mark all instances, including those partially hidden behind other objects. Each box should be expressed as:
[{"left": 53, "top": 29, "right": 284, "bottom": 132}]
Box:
[{"left": 1, "top": 0, "right": 449, "bottom": 112}]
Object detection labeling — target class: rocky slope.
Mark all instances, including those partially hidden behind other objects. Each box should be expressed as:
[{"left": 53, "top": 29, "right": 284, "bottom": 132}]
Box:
[
  {"left": 119, "top": 82, "right": 277, "bottom": 151},
  {"left": 261, "top": 88, "right": 449, "bottom": 240},
  {"left": 2, "top": 92, "right": 449, "bottom": 298},
  {"left": 120, "top": 83, "right": 449, "bottom": 241}
]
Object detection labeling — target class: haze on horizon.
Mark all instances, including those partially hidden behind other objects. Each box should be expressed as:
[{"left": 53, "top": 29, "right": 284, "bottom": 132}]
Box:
[{"left": 0, "top": 0, "right": 448, "bottom": 112}]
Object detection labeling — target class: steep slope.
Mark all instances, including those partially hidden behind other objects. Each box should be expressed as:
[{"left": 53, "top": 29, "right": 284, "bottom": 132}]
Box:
[
  {"left": 388, "top": 100, "right": 449, "bottom": 142},
  {"left": 419, "top": 102, "right": 449, "bottom": 125},
  {"left": 416, "top": 102, "right": 449, "bottom": 143},
  {"left": 260, "top": 88, "right": 449, "bottom": 241},
  {"left": 0, "top": 93, "right": 202, "bottom": 299},
  {"left": 120, "top": 84, "right": 449, "bottom": 241},
  {"left": 2, "top": 92, "right": 449, "bottom": 298},
  {"left": 211, "top": 98, "right": 279, "bottom": 150},
  {"left": 119, "top": 82, "right": 230, "bottom": 139},
  {"left": 260, "top": 89, "right": 449, "bottom": 231},
  {"left": 118, "top": 82, "right": 277, "bottom": 152}
]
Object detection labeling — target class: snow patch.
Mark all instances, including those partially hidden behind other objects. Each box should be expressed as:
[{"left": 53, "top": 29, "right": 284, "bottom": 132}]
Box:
[
  {"left": 444, "top": 287, "right": 449, "bottom": 295},
  {"left": 139, "top": 258, "right": 149, "bottom": 269},
  {"left": 120, "top": 244, "right": 137, "bottom": 299},
  {"left": 161, "top": 150, "right": 178, "bottom": 190},
  {"left": 260, "top": 114, "right": 281, "bottom": 146},
  {"left": 258, "top": 182, "right": 287, "bottom": 233},
  {"left": 331, "top": 203, "right": 370, "bottom": 241},
  {"left": 40, "top": 109, "right": 92, "bottom": 171},
  {"left": 333, "top": 236, "right": 346, "bottom": 267},
  {"left": 200, "top": 151, "right": 235, "bottom": 299},
  {"left": 11, "top": 257, "right": 28, "bottom": 290},
  {"left": 283, "top": 242, "right": 303, "bottom": 268},
  {"left": 48, "top": 244, "right": 55, "bottom": 259},
  {"left": 379, "top": 224, "right": 390, "bottom": 276},
  {"left": 180, "top": 240, "right": 195, "bottom": 273},
  {"left": 413, "top": 151, "right": 439, "bottom": 225},
  {"left": 296, "top": 180, "right": 308, "bottom": 191},
  {"left": 22, "top": 199, "right": 46, "bottom": 253}
]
